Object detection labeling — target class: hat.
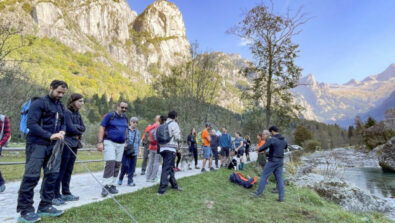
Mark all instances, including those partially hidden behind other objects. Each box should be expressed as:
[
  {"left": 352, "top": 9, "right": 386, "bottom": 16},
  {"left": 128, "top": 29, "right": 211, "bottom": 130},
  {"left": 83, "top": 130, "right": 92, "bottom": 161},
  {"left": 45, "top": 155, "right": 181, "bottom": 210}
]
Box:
[
  {"left": 130, "top": 117, "right": 139, "bottom": 122},
  {"left": 269, "top": 126, "right": 278, "bottom": 132}
]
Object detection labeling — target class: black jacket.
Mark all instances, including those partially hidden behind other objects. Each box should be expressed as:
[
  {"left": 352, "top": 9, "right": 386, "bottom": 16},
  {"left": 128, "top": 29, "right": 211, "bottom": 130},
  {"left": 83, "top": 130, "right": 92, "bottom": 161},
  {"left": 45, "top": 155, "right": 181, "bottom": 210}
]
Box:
[
  {"left": 210, "top": 134, "right": 219, "bottom": 148},
  {"left": 26, "top": 95, "right": 66, "bottom": 145},
  {"left": 64, "top": 109, "right": 85, "bottom": 148},
  {"left": 258, "top": 134, "right": 288, "bottom": 159},
  {"left": 187, "top": 134, "right": 197, "bottom": 149}
]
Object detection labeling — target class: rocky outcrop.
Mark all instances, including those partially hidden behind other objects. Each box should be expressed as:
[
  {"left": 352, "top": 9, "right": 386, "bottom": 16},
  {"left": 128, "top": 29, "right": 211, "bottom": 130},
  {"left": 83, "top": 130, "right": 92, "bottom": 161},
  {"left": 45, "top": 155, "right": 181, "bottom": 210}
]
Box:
[{"left": 377, "top": 137, "right": 395, "bottom": 173}]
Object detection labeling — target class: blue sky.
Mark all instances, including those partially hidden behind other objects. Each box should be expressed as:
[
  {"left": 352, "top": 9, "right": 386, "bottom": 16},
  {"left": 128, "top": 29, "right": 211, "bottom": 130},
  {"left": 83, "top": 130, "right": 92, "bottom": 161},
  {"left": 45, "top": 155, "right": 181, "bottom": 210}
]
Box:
[{"left": 127, "top": 0, "right": 395, "bottom": 84}]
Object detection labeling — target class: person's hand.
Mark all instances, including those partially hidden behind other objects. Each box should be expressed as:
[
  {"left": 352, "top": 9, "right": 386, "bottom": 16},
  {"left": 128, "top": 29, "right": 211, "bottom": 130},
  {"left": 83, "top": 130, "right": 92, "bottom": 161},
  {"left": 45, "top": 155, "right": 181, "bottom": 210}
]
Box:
[
  {"left": 59, "top": 131, "right": 66, "bottom": 136},
  {"left": 50, "top": 133, "right": 64, "bottom": 140},
  {"left": 97, "top": 142, "right": 104, "bottom": 152}
]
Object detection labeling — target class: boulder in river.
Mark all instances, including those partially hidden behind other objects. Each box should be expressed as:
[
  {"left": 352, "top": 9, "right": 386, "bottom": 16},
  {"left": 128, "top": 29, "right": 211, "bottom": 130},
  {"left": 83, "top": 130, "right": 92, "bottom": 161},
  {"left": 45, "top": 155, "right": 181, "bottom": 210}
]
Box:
[{"left": 377, "top": 137, "right": 395, "bottom": 173}]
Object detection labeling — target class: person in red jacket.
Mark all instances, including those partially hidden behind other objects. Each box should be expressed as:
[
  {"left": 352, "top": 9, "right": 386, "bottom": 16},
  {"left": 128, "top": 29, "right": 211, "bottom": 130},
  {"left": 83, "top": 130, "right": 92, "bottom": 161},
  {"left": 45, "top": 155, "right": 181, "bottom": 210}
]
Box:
[
  {"left": 0, "top": 114, "right": 11, "bottom": 193},
  {"left": 145, "top": 115, "right": 162, "bottom": 182}
]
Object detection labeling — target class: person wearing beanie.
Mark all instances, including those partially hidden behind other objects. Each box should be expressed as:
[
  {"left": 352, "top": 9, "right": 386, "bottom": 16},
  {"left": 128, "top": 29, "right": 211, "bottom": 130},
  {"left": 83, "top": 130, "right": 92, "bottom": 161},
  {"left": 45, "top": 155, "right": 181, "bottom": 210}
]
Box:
[{"left": 53, "top": 93, "right": 85, "bottom": 206}]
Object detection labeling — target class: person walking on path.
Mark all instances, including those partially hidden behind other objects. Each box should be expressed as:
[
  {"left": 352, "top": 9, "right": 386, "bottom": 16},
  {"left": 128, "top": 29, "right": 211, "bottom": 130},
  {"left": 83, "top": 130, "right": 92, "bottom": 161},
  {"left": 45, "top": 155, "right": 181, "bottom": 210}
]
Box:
[
  {"left": 210, "top": 129, "right": 220, "bottom": 168},
  {"left": 219, "top": 127, "right": 232, "bottom": 168},
  {"left": 53, "top": 93, "right": 85, "bottom": 206},
  {"left": 244, "top": 135, "right": 251, "bottom": 162},
  {"left": 97, "top": 102, "right": 129, "bottom": 197},
  {"left": 0, "top": 114, "right": 11, "bottom": 193},
  {"left": 201, "top": 123, "right": 215, "bottom": 172},
  {"left": 187, "top": 128, "right": 199, "bottom": 169},
  {"left": 234, "top": 132, "right": 245, "bottom": 170},
  {"left": 252, "top": 126, "right": 287, "bottom": 202},
  {"left": 140, "top": 124, "right": 151, "bottom": 175},
  {"left": 145, "top": 115, "right": 162, "bottom": 182},
  {"left": 118, "top": 117, "right": 141, "bottom": 186},
  {"left": 157, "top": 111, "right": 183, "bottom": 195},
  {"left": 16, "top": 80, "right": 68, "bottom": 223}
]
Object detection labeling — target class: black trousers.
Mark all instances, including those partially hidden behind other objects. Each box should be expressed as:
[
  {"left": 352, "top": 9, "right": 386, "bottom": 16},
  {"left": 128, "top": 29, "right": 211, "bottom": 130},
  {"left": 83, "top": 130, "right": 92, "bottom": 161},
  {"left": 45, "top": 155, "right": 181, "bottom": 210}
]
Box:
[
  {"left": 54, "top": 146, "right": 78, "bottom": 198},
  {"left": 211, "top": 147, "right": 219, "bottom": 166},
  {"left": 141, "top": 145, "right": 149, "bottom": 172},
  {"left": 190, "top": 147, "right": 198, "bottom": 166},
  {"left": 0, "top": 170, "right": 4, "bottom": 186},
  {"left": 175, "top": 151, "right": 181, "bottom": 168},
  {"left": 17, "top": 144, "right": 60, "bottom": 215},
  {"left": 158, "top": 150, "right": 178, "bottom": 194}
]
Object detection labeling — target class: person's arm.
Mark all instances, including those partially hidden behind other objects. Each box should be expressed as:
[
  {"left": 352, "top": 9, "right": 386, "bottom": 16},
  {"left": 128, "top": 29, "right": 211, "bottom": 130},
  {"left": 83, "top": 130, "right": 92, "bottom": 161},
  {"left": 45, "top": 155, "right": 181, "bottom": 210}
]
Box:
[
  {"left": 173, "top": 123, "right": 182, "bottom": 141},
  {"left": 258, "top": 139, "right": 272, "bottom": 152},
  {"left": 27, "top": 99, "right": 62, "bottom": 140},
  {"left": 97, "top": 113, "right": 110, "bottom": 151},
  {"left": 64, "top": 110, "right": 84, "bottom": 135},
  {"left": 237, "top": 140, "right": 244, "bottom": 151},
  {"left": 0, "top": 117, "right": 11, "bottom": 146},
  {"left": 187, "top": 135, "right": 191, "bottom": 147}
]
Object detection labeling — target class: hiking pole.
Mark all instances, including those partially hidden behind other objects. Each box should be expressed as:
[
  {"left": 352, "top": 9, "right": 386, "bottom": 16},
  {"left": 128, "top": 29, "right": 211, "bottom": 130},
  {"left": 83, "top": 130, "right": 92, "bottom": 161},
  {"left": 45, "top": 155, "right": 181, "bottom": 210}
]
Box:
[{"left": 63, "top": 142, "right": 138, "bottom": 223}]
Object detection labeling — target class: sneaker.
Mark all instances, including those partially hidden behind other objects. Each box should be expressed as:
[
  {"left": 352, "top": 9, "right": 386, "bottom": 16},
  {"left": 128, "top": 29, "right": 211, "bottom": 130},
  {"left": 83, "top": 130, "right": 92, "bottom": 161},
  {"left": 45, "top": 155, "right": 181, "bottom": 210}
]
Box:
[
  {"left": 175, "top": 167, "right": 181, "bottom": 172},
  {"left": 201, "top": 168, "right": 206, "bottom": 172},
  {"left": 101, "top": 185, "right": 110, "bottom": 197},
  {"left": 127, "top": 182, "right": 136, "bottom": 187},
  {"left": 141, "top": 171, "right": 145, "bottom": 175},
  {"left": 210, "top": 167, "right": 216, "bottom": 171},
  {"left": 188, "top": 167, "right": 192, "bottom": 170},
  {"left": 277, "top": 198, "right": 284, "bottom": 202},
  {"left": 37, "top": 206, "right": 63, "bottom": 217},
  {"left": 172, "top": 187, "right": 183, "bottom": 192},
  {"left": 52, "top": 198, "right": 65, "bottom": 206},
  {"left": 118, "top": 180, "right": 123, "bottom": 186},
  {"left": 250, "top": 192, "right": 262, "bottom": 198},
  {"left": 0, "top": 184, "right": 5, "bottom": 193},
  {"left": 109, "top": 185, "right": 118, "bottom": 194},
  {"left": 195, "top": 166, "right": 200, "bottom": 169},
  {"left": 17, "top": 212, "right": 40, "bottom": 223},
  {"left": 61, "top": 194, "right": 79, "bottom": 201}
]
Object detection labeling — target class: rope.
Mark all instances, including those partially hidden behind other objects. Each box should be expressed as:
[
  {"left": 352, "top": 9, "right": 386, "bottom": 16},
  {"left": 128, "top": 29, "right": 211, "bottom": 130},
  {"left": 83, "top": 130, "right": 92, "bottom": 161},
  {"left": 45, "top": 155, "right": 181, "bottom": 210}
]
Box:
[{"left": 63, "top": 142, "right": 138, "bottom": 223}]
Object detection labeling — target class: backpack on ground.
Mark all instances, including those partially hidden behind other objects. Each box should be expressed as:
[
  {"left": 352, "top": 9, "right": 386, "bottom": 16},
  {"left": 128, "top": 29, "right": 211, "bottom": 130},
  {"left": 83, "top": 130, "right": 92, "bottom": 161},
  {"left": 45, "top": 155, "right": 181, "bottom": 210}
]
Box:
[
  {"left": 0, "top": 115, "right": 11, "bottom": 147},
  {"left": 156, "top": 121, "right": 173, "bottom": 145},
  {"left": 19, "top": 97, "right": 45, "bottom": 136},
  {"left": 229, "top": 172, "right": 257, "bottom": 189}
]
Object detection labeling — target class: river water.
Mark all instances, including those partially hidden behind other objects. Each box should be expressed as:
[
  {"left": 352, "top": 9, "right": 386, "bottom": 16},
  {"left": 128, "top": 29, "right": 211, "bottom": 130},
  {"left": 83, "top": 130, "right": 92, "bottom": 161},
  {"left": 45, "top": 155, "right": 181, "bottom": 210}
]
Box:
[{"left": 343, "top": 167, "right": 395, "bottom": 199}]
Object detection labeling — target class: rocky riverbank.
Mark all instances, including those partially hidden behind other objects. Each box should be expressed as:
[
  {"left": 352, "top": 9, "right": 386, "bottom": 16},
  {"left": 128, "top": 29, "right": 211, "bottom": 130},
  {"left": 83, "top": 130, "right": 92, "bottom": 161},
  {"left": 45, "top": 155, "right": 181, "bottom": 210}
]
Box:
[{"left": 288, "top": 148, "right": 395, "bottom": 220}]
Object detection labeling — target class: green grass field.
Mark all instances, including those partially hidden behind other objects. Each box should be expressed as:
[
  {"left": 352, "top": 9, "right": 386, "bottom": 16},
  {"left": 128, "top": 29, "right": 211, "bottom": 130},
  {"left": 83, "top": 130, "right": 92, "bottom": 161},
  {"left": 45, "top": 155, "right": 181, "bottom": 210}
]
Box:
[{"left": 40, "top": 164, "right": 390, "bottom": 223}]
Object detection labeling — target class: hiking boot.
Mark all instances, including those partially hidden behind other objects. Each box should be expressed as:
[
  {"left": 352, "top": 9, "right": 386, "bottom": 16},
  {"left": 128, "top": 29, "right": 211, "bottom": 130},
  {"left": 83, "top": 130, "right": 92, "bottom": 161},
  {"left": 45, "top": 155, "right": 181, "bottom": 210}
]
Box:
[
  {"left": 201, "top": 168, "right": 206, "bottom": 172},
  {"left": 17, "top": 212, "right": 40, "bottom": 223},
  {"left": 101, "top": 185, "right": 110, "bottom": 197},
  {"left": 127, "top": 182, "right": 136, "bottom": 187},
  {"left": 52, "top": 198, "right": 65, "bottom": 206},
  {"left": 109, "top": 185, "right": 118, "bottom": 194},
  {"left": 0, "top": 184, "right": 5, "bottom": 193},
  {"left": 141, "top": 171, "right": 145, "bottom": 175},
  {"left": 277, "top": 198, "right": 284, "bottom": 202},
  {"left": 215, "top": 165, "right": 219, "bottom": 169},
  {"left": 172, "top": 187, "right": 183, "bottom": 192},
  {"left": 37, "top": 206, "right": 63, "bottom": 217},
  {"left": 61, "top": 194, "right": 79, "bottom": 201},
  {"left": 250, "top": 192, "right": 262, "bottom": 198},
  {"left": 188, "top": 167, "right": 192, "bottom": 170},
  {"left": 195, "top": 166, "right": 200, "bottom": 169},
  {"left": 118, "top": 179, "right": 123, "bottom": 186},
  {"left": 271, "top": 188, "right": 279, "bottom": 194},
  {"left": 210, "top": 167, "right": 216, "bottom": 171}
]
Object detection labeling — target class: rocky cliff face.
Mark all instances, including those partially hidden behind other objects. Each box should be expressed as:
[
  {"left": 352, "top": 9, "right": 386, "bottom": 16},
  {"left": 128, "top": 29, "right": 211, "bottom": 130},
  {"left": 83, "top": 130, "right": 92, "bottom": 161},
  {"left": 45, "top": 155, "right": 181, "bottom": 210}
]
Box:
[
  {"left": 292, "top": 64, "right": 395, "bottom": 125},
  {"left": 0, "top": 0, "right": 190, "bottom": 80}
]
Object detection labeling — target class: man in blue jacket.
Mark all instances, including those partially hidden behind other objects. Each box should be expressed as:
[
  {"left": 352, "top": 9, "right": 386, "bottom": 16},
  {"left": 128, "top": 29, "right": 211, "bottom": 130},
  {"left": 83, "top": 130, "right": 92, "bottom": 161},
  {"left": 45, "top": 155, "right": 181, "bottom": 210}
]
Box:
[
  {"left": 17, "top": 80, "right": 68, "bottom": 223},
  {"left": 252, "top": 126, "right": 287, "bottom": 202},
  {"left": 219, "top": 127, "right": 232, "bottom": 167}
]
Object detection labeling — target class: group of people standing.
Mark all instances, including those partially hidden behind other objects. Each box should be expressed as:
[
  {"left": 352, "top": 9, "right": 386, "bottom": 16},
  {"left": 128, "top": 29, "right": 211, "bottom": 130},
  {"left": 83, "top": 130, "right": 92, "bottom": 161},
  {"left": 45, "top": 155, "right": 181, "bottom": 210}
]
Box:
[{"left": 2, "top": 79, "right": 288, "bottom": 223}]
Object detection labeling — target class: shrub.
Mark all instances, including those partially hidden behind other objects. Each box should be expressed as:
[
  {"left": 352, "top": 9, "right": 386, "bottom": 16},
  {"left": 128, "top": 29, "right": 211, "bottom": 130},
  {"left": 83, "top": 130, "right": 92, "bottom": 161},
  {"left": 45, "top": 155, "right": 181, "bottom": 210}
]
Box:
[
  {"left": 22, "top": 3, "right": 32, "bottom": 13},
  {"left": 294, "top": 125, "right": 313, "bottom": 146},
  {"left": 304, "top": 139, "right": 321, "bottom": 152}
]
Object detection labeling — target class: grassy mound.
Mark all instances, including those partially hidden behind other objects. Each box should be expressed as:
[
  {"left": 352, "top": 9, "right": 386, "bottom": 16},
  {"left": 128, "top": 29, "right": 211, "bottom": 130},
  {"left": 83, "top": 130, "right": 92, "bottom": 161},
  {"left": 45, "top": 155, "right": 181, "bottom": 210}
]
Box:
[{"left": 42, "top": 164, "right": 390, "bottom": 223}]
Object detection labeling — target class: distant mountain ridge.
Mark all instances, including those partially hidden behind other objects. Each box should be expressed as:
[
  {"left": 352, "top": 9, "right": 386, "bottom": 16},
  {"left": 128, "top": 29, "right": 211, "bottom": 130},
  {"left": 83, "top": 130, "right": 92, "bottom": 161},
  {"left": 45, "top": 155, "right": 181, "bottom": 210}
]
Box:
[{"left": 293, "top": 64, "right": 395, "bottom": 127}]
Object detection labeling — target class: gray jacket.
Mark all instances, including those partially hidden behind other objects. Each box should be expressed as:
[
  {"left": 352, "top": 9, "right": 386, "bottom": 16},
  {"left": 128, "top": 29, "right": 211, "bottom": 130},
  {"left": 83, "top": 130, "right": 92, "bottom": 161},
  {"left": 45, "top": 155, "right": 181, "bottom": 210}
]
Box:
[{"left": 161, "top": 118, "right": 182, "bottom": 152}]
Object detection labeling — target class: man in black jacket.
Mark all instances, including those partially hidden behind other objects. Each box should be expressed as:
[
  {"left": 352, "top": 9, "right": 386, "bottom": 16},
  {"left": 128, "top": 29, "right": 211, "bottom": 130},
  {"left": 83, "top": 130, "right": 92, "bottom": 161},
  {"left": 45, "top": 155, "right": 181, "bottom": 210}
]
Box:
[
  {"left": 252, "top": 126, "right": 287, "bottom": 202},
  {"left": 16, "top": 80, "right": 68, "bottom": 223}
]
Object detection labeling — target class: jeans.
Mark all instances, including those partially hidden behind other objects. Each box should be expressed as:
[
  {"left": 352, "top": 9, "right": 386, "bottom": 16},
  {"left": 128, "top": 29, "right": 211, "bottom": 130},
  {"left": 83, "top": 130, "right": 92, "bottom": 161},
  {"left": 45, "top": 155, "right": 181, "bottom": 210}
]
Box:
[
  {"left": 256, "top": 157, "right": 284, "bottom": 200},
  {"left": 211, "top": 147, "right": 219, "bottom": 166},
  {"left": 189, "top": 146, "right": 198, "bottom": 166},
  {"left": 158, "top": 150, "right": 178, "bottom": 194},
  {"left": 146, "top": 150, "right": 161, "bottom": 181},
  {"left": 17, "top": 143, "right": 60, "bottom": 215},
  {"left": 141, "top": 145, "right": 149, "bottom": 172},
  {"left": 119, "top": 154, "right": 137, "bottom": 184},
  {"left": 54, "top": 146, "right": 78, "bottom": 198}
]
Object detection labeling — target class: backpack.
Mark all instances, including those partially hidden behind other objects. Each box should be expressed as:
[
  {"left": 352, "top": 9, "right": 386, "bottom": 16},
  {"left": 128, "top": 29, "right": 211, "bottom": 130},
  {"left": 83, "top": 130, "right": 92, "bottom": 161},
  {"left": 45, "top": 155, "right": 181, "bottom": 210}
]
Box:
[
  {"left": 19, "top": 97, "right": 48, "bottom": 136},
  {"left": 149, "top": 126, "right": 158, "bottom": 144},
  {"left": 0, "top": 115, "right": 11, "bottom": 147},
  {"left": 156, "top": 121, "right": 173, "bottom": 145},
  {"left": 229, "top": 172, "right": 258, "bottom": 189}
]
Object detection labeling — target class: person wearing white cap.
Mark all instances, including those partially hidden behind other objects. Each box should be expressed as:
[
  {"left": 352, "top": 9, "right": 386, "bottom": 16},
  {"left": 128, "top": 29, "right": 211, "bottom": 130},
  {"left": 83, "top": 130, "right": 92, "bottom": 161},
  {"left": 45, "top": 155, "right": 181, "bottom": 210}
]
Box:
[{"left": 118, "top": 117, "right": 141, "bottom": 187}]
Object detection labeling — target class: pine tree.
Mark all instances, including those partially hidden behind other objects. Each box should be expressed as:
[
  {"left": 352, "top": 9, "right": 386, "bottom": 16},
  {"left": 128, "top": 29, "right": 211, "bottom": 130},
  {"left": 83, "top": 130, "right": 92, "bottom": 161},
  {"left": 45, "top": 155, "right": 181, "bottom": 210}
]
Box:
[
  {"left": 294, "top": 125, "right": 313, "bottom": 146},
  {"left": 365, "top": 116, "right": 376, "bottom": 128}
]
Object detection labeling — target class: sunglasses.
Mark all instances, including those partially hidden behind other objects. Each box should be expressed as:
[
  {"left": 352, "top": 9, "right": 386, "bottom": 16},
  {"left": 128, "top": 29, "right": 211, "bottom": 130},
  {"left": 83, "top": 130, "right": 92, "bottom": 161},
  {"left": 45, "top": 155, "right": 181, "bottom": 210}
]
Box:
[
  {"left": 131, "top": 121, "right": 138, "bottom": 124},
  {"left": 121, "top": 107, "right": 128, "bottom": 110}
]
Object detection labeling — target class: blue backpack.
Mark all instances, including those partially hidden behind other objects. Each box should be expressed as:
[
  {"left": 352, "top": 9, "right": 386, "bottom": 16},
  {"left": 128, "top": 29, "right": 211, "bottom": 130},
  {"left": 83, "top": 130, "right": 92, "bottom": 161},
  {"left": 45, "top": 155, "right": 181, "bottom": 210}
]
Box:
[
  {"left": 156, "top": 121, "right": 173, "bottom": 145},
  {"left": 20, "top": 97, "right": 48, "bottom": 136}
]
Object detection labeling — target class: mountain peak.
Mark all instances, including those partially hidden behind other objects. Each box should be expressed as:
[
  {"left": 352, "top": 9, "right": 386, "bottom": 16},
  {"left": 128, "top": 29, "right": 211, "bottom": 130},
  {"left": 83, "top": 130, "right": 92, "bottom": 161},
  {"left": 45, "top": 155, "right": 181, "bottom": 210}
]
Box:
[
  {"left": 345, "top": 78, "right": 360, "bottom": 86},
  {"left": 376, "top": 63, "right": 395, "bottom": 81},
  {"left": 300, "top": 74, "right": 317, "bottom": 86}
]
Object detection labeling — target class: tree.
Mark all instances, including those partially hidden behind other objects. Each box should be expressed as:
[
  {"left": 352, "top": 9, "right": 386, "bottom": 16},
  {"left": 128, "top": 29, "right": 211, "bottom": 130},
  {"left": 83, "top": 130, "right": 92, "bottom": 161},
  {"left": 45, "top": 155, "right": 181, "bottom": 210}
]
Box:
[
  {"left": 231, "top": 3, "right": 308, "bottom": 128},
  {"left": 347, "top": 125, "right": 354, "bottom": 139},
  {"left": 365, "top": 116, "right": 376, "bottom": 128},
  {"left": 294, "top": 125, "right": 313, "bottom": 146}
]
